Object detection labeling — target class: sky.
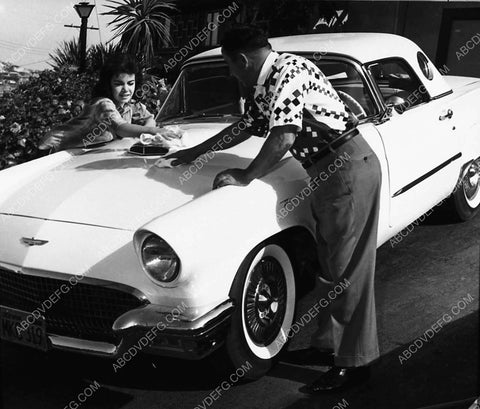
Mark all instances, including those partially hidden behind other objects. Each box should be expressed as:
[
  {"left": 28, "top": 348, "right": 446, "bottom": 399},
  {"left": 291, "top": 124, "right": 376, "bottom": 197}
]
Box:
[
  {"left": 0, "top": 0, "right": 471, "bottom": 71},
  {"left": 0, "top": 0, "right": 116, "bottom": 70}
]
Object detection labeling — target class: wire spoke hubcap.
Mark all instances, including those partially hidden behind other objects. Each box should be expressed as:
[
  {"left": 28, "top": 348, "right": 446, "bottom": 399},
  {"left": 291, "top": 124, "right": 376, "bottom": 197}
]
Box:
[
  {"left": 244, "top": 257, "right": 287, "bottom": 346},
  {"left": 463, "top": 160, "right": 480, "bottom": 204}
]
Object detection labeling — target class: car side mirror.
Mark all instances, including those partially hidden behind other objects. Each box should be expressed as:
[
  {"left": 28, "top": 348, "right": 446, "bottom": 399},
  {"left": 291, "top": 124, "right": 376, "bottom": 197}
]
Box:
[{"left": 386, "top": 95, "right": 408, "bottom": 114}]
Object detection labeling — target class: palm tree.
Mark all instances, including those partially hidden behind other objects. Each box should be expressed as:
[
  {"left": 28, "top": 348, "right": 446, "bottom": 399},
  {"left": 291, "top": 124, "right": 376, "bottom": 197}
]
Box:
[
  {"left": 88, "top": 42, "right": 122, "bottom": 71},
  {"left": 102, "top": 0, "right": 177, "bottom": 68},
  {"left": 49, "top": 39, "right": 82, "bottom": 70},
  {"left": 49, "top": 40, "right": 121, "bottom": 72}
]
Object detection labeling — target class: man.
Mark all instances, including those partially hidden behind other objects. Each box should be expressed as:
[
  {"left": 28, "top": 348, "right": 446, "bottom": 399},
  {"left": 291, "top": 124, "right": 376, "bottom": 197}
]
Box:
[{"left": 168, "top": 25, "right": 382, "bottom": 393}]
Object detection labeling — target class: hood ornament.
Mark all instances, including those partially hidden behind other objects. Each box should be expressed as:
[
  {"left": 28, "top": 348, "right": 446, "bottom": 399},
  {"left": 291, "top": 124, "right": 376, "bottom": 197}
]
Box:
[{"left": 21, "top": 237, "right": 49, "bottom": 246}]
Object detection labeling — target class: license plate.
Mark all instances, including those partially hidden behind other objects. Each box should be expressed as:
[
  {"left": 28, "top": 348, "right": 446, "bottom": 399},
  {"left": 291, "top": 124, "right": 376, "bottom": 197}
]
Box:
[{"left": 0, "top": 306, "right": 49, "bottom": 351}]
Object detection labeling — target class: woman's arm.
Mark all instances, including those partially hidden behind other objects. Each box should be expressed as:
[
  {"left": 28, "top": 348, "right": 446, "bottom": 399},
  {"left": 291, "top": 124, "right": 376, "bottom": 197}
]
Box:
[
  {"left": 114, "top": 123, "right": 163, "bottom": 138},
  {"left": 135, "top": 102, "right": 156, "bottom": 128},
  {"left": 143, "top": 117, "right": 157, "bottom": 127},
  {"left": 97, "top": 99, "right": 161, "bottom": 138}
]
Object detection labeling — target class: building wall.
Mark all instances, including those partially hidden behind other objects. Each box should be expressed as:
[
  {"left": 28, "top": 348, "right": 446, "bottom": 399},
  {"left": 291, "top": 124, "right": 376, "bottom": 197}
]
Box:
[
  {"left": 164, "top": 0, "right": 480, "bottom": 77},
  {"left": 340, "top": 1, "right": 480, "bottom": 75}
]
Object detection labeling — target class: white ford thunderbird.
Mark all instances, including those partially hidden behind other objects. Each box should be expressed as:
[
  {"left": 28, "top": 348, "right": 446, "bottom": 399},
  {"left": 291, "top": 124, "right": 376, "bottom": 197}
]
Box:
[{"left": 0, "top": 33, "right": 479, "bottom": 379}]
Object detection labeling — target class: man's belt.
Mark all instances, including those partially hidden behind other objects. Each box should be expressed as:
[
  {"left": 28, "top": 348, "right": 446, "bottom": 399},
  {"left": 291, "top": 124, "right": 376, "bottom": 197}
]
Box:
[{"left": 301, "top": 127, "right": 359, "bottom": 169}]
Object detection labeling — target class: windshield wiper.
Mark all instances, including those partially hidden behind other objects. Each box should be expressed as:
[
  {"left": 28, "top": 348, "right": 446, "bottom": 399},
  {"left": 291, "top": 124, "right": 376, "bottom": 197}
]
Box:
[
  {"left": 177, "top": 113, "right": 238, "bottom": 120},
  {"left": 159, "top": 113, "right": 240, "bottom": 124}
]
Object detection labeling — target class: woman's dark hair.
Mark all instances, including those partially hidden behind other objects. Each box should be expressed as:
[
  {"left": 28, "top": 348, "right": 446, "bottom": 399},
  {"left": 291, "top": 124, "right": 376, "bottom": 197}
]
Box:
[
  {"left": 221, "top": 24, "right": 271, "bottom": 56},
  {"left": 91, "top": 54, "right": 141, "bottom": 101}
]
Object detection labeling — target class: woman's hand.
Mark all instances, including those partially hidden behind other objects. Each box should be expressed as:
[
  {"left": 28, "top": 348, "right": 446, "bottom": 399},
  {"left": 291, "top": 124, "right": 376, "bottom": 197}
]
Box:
[
  {"left": 143, "top": 127, "right": 163, "bottom": 136},
  {"left": 38, "top": 131, "right": 63, "bottom": 151}
]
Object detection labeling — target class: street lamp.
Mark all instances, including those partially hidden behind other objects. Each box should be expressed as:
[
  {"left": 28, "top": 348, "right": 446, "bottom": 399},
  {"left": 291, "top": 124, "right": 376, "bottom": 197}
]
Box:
[{"left": 74, "top": 2, "right": 95, "bottom": 72}]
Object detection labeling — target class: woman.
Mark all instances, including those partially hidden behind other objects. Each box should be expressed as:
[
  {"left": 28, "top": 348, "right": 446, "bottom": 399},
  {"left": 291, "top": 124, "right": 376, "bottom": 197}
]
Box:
[{"left": 39, "top": 54, "right": 165, "bottom": 151}]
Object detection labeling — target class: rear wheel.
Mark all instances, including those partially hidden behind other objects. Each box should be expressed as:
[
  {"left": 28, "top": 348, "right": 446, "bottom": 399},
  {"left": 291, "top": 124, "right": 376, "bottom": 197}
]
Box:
[
  {"left": 225, "top": 243, "right": 296, "bottom": 380},
  {"left": 452, "top": 159, "right": 480, "bottom": 221}
]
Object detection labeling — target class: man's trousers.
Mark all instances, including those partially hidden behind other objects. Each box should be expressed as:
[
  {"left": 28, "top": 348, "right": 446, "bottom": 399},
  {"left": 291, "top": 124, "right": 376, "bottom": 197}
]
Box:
[{"left": 305, "top": 133, "right": 382, "bottom": 367}]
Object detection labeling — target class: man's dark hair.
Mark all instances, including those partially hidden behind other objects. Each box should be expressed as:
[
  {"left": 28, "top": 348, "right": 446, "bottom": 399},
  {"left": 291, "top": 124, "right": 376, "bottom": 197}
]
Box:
[{"left": 221, "top": 24, "right": 271, "bottom": 55}]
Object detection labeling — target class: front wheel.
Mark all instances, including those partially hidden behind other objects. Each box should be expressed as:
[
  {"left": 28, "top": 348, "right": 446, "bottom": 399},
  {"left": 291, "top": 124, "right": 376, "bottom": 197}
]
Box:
[
  {"left": 451, "top": 159, "right": 480, "bottom": 221},
  {"left": 225, "top": 243, "right": 296, "bottom": 380}
]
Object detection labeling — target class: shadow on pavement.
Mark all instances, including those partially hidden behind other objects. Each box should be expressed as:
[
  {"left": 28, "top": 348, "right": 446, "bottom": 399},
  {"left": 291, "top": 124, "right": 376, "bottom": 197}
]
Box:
[
  {"left": 270, "top": 311, "right": 479, "bottom": 409},
  {"left": 1, "top": 310, "right": 477, "bottom": 409}
]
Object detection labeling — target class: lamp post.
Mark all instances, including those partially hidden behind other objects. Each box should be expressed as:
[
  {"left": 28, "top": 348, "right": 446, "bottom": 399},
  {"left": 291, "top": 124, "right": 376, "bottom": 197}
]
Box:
[{"left": 74, "top": 2, "right": 95, "bottom": 72}]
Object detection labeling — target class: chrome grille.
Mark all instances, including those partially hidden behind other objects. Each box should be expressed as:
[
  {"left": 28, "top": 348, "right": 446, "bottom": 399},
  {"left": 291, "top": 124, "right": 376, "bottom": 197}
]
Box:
[{"left": 0, "top": 268, "right": 147, "bottom": 343}]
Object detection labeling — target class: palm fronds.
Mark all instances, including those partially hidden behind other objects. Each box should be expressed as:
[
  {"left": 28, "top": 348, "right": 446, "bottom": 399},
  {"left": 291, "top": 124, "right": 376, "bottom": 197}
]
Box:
[
  {"left": 49, "top": 39, "right": 82, "bottom": 70},
  {"left": 49, "top": 40, "right": 123, "bottom": 72},
  {"left": 102, "top": 0, "right": 177, "bottom": 67},
  {"left": 88, "top": 42, "right": 122, "bottom": 71}
]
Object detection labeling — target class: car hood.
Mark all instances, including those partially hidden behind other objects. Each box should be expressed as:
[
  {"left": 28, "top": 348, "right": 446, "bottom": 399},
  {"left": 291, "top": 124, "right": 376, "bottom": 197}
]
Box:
[{"left": 0, "top": 121, "right": 263, "bottom": 231}]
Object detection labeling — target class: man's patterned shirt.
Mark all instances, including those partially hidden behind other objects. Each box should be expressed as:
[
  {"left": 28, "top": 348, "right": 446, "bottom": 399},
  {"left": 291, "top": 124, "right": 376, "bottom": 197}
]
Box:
[{"left": 242, "top": 51, "right": 351, "bottom": 162}]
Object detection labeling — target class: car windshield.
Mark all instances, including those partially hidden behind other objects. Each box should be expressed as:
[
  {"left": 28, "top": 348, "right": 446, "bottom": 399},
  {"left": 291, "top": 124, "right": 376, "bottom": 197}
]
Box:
[
  {"left": 157, "top": 62, "right": 243, "bottom": 121},
  {"left": 156, "top": 56, "right": 376, "bottom": 122}
]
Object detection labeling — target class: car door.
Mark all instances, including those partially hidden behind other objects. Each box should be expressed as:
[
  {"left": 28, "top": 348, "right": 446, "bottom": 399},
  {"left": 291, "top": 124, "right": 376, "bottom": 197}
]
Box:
[
  {"left": 312, "top": 56, "right": 392, "bottom": 242},
  {"left": 367, "top": 58, "right": 460, "bottom": 228}
]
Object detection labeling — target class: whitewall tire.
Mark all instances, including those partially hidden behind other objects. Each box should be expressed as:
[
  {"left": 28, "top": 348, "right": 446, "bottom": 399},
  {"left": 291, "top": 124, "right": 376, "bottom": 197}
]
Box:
[
  {"left": 225, "top": 243, "right": 296, "bottom": 380},
  {"left": 452, "top": 159, "right": 480, "bottom": 221}
]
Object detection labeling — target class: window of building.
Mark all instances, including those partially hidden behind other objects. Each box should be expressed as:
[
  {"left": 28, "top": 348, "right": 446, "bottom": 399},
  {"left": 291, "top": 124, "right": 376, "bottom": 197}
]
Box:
[{"left": 205, "top": 12, "right": 220, "bottom": 46}]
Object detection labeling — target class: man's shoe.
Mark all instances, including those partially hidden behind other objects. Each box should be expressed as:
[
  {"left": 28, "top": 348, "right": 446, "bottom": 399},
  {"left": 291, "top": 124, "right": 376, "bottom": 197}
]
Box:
[
  {"left": 281, "top": 347, "right": 334, "bottom": 366},
  {"left": 299, "top": 366, "right": 370, "bottom": 394}
]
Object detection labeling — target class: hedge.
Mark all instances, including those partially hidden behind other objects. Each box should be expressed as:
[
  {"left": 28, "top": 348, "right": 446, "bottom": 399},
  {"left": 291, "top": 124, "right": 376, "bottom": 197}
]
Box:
[{"left": 0, "top": 67, "right": 167, "bottom": 170}]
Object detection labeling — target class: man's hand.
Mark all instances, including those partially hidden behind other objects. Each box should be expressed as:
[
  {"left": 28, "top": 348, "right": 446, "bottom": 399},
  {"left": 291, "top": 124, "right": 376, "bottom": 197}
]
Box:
[
  {"left": 213, "top": 168, "right": 252, "bottom": 190},
  {"left": 165, "top": 148, "right": 199, "bottom": 166},
  {"left": 160, "top": 120, "right": 252, "bottom": 167}
]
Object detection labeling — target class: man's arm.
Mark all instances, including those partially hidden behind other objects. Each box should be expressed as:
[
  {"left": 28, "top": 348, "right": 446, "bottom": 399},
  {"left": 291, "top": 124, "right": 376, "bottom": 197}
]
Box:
[
  {"left": 212, "top": 125, "right": 297, "bottom": 189},
  {"left": 166, "top": 120, "right": 252, "bottom": 166}
]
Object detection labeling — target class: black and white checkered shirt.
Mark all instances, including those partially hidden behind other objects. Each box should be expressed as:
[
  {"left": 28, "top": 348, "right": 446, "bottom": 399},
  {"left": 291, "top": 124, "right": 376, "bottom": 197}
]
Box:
[{"left": 242, "top": 51, "right": 351, "bottom": 162}]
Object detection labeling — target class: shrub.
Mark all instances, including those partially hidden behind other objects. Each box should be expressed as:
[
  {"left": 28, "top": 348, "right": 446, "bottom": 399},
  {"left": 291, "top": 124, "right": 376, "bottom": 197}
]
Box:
[
  {"left": 0, "top": 67, "right": 167, "bottom": 170},
  {"left": 0, "top": 67, "right": 97, "bottom": 169}
]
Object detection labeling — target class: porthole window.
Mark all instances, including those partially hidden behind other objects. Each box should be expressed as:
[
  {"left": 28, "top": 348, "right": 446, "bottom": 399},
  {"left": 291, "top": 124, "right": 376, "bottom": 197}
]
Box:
[{"left": 417, "top": 52, "right": 434, "bottom": 81}]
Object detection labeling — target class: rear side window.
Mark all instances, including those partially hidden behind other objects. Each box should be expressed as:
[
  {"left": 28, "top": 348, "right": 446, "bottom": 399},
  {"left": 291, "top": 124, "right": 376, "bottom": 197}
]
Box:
[{"left": 367, "top": 58, "right": 430, "bottom": 111}]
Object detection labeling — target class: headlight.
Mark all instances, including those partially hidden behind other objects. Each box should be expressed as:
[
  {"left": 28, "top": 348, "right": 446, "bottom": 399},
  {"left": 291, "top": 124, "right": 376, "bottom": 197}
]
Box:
[{"left": 141, "top": 235, "right": 180, "bottom": 283}]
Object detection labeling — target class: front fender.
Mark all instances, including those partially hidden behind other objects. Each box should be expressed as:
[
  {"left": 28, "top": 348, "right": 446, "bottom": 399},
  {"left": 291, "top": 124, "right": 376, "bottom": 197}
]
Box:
[{"left": 134, "top": 177, "right": 308, "bottom": 308}]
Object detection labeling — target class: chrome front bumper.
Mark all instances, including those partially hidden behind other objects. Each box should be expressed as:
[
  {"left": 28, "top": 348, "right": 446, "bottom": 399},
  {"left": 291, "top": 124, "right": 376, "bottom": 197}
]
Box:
[{"left": 48, "top": 300, "right": 234, "bottom": 359}]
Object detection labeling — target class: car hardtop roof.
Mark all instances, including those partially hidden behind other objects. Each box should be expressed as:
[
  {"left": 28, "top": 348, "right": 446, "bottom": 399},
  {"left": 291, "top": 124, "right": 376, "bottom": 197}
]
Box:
[
  {"left": 186, "top": 32, "right": 452, "bottom": 99},
  {"left": 188, "top": 33, "right": 418, "bottom": 64}
]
